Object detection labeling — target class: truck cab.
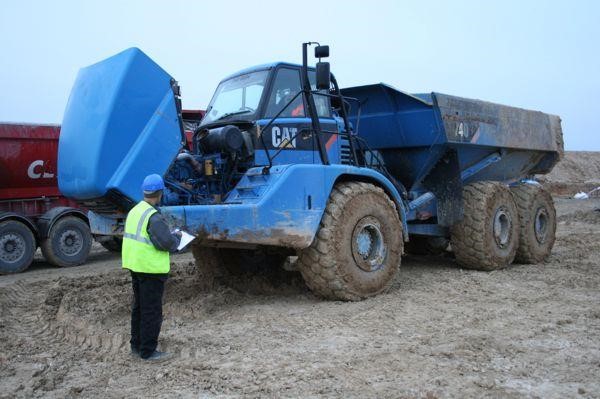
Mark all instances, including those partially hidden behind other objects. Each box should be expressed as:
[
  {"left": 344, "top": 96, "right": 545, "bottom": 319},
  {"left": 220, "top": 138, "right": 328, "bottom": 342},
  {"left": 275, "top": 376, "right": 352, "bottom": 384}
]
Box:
[{"left": 196, "top": 62, "right": 349, "bottom": 167}]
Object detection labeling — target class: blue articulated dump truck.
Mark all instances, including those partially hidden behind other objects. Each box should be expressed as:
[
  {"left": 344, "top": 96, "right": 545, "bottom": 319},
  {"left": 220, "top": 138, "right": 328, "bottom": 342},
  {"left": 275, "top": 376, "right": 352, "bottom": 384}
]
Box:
[{"left": 58, "top": 43, "right": 563, "bottom": 300}]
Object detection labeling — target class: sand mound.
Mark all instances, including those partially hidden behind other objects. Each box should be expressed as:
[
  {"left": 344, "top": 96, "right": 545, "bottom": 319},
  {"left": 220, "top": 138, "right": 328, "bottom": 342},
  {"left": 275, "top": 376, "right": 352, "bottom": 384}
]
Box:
[{"left": 539, "top": 151, "right": 600, "bottom": 195}]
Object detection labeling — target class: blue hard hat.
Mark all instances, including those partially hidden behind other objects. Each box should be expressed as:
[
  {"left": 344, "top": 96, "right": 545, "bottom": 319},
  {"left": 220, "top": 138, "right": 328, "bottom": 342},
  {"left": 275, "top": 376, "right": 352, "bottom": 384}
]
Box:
[{"left": 141, "top": 174, "right": 165, "bottom": 192}]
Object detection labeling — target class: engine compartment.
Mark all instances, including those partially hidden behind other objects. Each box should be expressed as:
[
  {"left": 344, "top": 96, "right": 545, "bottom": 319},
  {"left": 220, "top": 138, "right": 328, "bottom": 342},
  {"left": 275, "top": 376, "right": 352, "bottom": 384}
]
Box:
[{"left": 162, "top": 121, "right": 256, "bottom": 206}]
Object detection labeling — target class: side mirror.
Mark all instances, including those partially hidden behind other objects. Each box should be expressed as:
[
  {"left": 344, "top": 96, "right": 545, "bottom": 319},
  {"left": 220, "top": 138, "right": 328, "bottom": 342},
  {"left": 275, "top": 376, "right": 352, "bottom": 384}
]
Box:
[
  {"left": 315, "top": 45, "right": 329, "bottom": 58},
  {"left": 316, "top": 62, "right": 330, "bottom": 90}
]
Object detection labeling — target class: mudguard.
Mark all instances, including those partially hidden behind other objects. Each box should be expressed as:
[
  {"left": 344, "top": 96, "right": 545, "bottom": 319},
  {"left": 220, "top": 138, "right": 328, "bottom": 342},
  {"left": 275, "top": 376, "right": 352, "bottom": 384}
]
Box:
[{"left": 0, "top": 212, "right": 38, "bottom": 239}]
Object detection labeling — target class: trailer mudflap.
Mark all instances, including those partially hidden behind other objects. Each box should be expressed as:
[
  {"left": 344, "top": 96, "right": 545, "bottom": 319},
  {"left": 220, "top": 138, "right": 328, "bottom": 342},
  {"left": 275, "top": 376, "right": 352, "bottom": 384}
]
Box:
[{"left": 422, "top": 149, "right": 463, "bottom": 226}]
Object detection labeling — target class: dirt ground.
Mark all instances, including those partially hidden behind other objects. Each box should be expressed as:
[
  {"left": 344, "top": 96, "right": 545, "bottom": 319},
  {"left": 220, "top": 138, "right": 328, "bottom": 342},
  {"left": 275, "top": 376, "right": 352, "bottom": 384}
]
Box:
[{"left": 0, "top": 194, "right": 598, "bottom": 399}]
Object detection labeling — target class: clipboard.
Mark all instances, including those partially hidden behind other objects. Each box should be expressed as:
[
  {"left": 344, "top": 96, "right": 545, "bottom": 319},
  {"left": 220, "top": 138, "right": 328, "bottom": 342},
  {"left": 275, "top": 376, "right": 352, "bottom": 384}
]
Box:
[{"left": 177, "top": 230, "right": 196, "bottom": 251}]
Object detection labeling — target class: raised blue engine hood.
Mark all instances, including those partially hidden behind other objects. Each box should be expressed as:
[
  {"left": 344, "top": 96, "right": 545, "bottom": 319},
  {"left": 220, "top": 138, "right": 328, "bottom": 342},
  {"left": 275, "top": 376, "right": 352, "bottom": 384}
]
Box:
[{"left": 58, "top": 47, "right": 183, "bottom": 205}]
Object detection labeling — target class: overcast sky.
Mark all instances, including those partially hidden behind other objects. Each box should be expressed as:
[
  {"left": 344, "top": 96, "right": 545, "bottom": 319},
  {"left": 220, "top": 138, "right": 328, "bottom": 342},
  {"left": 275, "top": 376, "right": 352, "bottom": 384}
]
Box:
[{"left": 1, "top": 0, "right": 598, "bottom": 150}]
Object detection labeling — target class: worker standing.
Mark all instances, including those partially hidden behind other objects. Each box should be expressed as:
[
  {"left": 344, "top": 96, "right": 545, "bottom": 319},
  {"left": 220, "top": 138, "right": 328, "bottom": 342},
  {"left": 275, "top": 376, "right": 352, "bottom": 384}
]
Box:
[{"left": 122, "top": 174, "right": 181, "bottom": 361}]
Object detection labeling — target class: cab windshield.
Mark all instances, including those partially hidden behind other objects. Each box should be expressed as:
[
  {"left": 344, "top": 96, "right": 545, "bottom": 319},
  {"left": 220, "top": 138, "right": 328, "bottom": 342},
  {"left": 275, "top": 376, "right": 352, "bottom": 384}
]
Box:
[{"left": 201, "top": 70, "right": 269, "bottom": 126}]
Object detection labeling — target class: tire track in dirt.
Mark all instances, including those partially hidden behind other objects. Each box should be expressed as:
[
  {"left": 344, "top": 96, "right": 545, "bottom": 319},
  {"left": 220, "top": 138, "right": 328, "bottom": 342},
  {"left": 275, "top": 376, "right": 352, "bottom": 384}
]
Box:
[{"left": 0, "top": 277, "right": 133, "bottom": 361}]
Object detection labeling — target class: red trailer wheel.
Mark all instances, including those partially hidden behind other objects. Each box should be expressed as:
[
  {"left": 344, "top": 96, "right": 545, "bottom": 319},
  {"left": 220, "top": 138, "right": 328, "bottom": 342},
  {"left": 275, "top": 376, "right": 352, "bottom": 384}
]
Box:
[
  {"left": 41, "top": 216, "right": 92, "bottom": 267},
  {"left": 0, "top": 220, "right": 36, "bottom": 274}
]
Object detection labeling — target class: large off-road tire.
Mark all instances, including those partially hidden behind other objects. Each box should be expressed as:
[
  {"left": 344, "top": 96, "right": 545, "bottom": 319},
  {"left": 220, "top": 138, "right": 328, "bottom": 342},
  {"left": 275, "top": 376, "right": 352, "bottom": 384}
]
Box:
[
  {"left": 511, "top": 184, "right": 556, "bottom": 263},
  {"left": 0, "top": 220, "right": 36, "bottom": 274},
  {"left": 41, "top": 216, "right": 92, "bottom": 267},
  {"left": 297, "top": 182, "right": 403, "bottom": 301},
  {"left": 451, "top": 182, "right": 519, "bottom": 270},
  {"left": 100, "top": 236, "right": 123, "bottom": 252},
  {"left": 404, "top": 236, "right": 449, "bottom": 256}
]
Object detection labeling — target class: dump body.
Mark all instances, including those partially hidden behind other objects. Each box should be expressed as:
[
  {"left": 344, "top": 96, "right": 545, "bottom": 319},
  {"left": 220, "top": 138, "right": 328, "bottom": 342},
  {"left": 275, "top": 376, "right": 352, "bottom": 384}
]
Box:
[
  {"left": 342, "top": 84, "right": 563, "bottom": 191},
  {"left": 341, "top": 84, "right": 563, "bottom": 227}
]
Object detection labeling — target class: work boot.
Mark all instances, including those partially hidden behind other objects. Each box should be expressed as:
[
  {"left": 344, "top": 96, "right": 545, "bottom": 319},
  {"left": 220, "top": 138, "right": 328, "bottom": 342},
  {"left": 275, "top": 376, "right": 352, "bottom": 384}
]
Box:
[{"left": 143, "top": 350, "right": 173, "bottom": 361}]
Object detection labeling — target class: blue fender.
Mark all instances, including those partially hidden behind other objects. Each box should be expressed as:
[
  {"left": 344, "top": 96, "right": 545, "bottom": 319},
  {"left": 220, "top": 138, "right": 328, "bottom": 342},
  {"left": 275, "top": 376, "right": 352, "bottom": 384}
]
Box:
[{"left": 161, "top": 164, "right": 407, "bottom": 248}]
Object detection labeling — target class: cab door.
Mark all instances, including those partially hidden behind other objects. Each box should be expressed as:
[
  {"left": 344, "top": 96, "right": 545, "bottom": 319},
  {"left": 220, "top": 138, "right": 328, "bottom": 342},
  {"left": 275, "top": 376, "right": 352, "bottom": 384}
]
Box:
[
  {"left": 307, "top": 69, "right": 341, "bottom": 165},
  {"left": 256, "top": 66, "right": 339, "bottom": 166}
]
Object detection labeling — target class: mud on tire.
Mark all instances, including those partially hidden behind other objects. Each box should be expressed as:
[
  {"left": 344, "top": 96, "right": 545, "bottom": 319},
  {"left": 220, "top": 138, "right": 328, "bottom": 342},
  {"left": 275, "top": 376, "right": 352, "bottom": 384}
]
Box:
[
  {"left": 451, "top": 182, "right": 519, "bottom": 271},
  {"left": 511, "top": 184, "right": 556, "bottom": 263},
  {"left": 297, "top": 182, "right": 403, "bottom": 301}
]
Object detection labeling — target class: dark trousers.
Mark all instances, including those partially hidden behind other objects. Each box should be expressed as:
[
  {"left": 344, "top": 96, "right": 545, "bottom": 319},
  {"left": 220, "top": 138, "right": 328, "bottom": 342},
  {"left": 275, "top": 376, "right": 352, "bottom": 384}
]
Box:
[{"left": 130, "top": 271, "right": 167, "bottom": 358}]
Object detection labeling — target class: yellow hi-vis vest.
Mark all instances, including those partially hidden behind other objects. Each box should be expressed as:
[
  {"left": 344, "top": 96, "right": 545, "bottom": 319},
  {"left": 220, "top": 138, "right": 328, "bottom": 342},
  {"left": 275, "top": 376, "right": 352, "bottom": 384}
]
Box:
[{"left": 122, "top": 201, "right": 170, "bottom": 274}]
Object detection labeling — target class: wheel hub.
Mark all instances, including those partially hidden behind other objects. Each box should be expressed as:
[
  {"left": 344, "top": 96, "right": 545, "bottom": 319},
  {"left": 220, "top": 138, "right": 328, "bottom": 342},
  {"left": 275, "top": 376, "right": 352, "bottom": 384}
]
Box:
[
  {"left": 356, "top": 231, "right": 373, "bottom": 257},
  {"left": 351, "top": 216, "right": 386, "bottom": 272},
  {"left": 59, "top": 229, "right": 83, "bottom": 256},
  {"left": 1, "top": 233, "right": 26, "bottom": 263},
  {"left": 534, "top": 207, "right": 549, "bottom": 244},
  {"left": 493, "top": 207, "right": 512, "bottom": 248}
]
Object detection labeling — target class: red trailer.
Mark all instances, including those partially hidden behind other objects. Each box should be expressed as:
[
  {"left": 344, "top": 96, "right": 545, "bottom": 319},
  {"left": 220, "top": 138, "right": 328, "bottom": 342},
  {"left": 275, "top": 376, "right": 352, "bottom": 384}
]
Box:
[{"left": 0, "top": 123, "right": 93, "bottom": 273}]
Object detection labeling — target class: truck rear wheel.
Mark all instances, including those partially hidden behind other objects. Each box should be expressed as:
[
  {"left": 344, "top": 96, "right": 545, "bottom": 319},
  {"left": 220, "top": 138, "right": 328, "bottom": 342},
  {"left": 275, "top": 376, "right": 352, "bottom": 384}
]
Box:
[
  {"left": 511, "top": 185, "right": 556, "bottom": 263},
  {"left": 451, "top": 182, "right": 519, "bottom": 270},
  {"left": 41, "top": 216, "right": 92, "bottom": 267},
  {"left": 0, "top": 220, "right": 36, "bottom": 274},
  {"left": 297, "top": 182, "right": 403, "bottom": 301}
]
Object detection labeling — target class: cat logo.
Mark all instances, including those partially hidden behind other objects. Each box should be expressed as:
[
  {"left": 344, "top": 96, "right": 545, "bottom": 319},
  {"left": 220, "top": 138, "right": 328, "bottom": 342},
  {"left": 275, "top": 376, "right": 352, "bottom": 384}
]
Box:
[{"left": 271, "top": 126, "right": 297, "bottom": 149}]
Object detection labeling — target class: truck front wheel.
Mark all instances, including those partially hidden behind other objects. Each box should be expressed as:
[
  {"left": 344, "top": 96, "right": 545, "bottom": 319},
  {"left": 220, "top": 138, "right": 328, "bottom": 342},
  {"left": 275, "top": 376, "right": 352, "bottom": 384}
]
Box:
[
  {"left": 297, "top": 182, "right": 403, "bottom": 301},
  {"left": 41, "top": 216, "right": 92, "bottom": 267},
  {"left": 511, "top": 184, "right": 556, "bottom": 263},
  {"left": 0, "top": 220, "right": 36, "bottom": 274},
  {"left": 451, "top": 182, "right": 519, "bottom": 270}
]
